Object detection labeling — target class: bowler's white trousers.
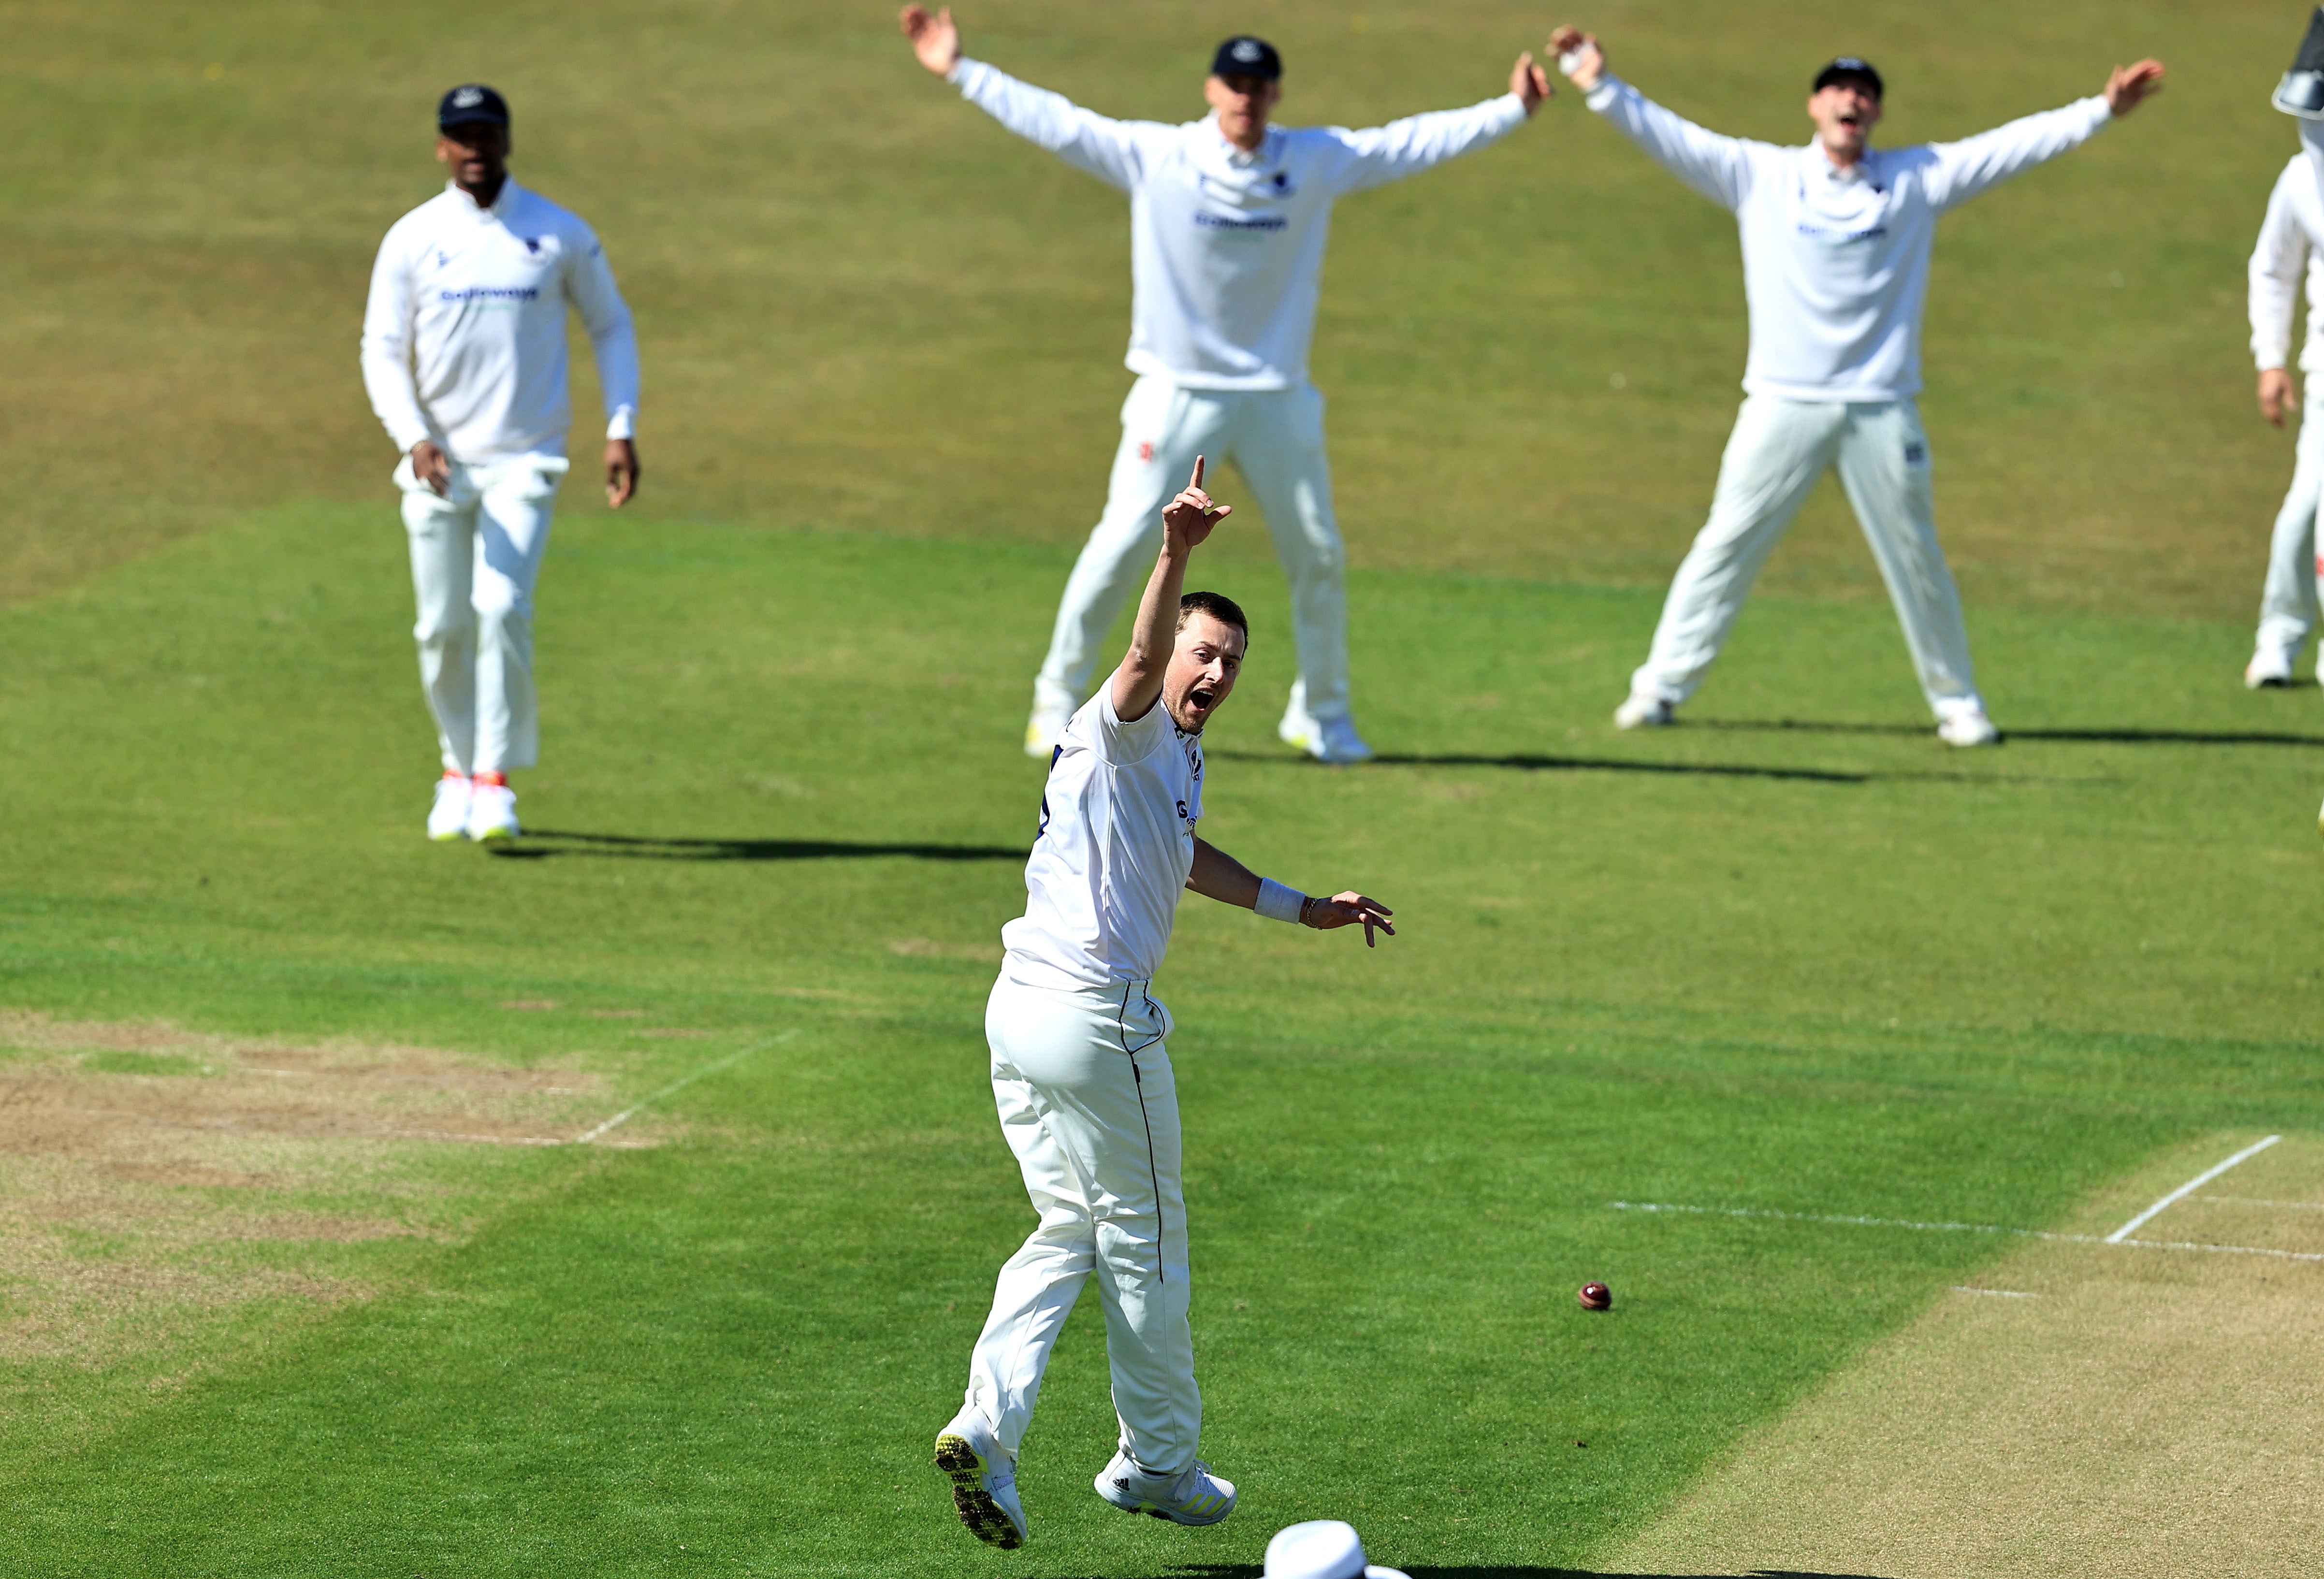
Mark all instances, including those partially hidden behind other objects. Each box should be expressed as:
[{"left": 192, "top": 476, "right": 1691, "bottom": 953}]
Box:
[
  {"left": 396, "top": 452, "right": 568, "bottom": 775},
  {"left": 1035, "top": 375, "right": 1349, "bottom": 727},
  {"left": 2254, "top": 378, "right": 2324, "bottom": 671},
  {"left": 962, "top": 971, "right": 1199, "bottom": 1475},
  {"left": 1630, "top": 395, "right": 1984, "bottom": 721}
]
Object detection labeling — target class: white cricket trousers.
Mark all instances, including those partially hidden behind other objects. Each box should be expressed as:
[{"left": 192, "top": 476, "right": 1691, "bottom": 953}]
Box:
[
  {"left": 1630, "top": 395, "right": 1984, "bottom": 721},
  {"left": 396, "top": 452, "right": 568, "bottom": 776},
  {"left": 2254, "top": 378, "right": 2324, "bottom": 670},
  {"left": 1035, "top": 376, "right": 1349, "bottom": 726},
  {"left": 962, "top": 971, "right": 1199, "bottom": 1475}
]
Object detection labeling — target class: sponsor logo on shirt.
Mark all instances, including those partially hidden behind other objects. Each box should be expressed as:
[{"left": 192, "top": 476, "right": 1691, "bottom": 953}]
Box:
[
  {"left": 1194, "top": 211, "right": 1288, "bottom": 232},
  {"left": 438, "top": 285, "right": 541, "bottom": 303},
  {"left": 1796, "top": 220, "right": 1888, "bottom": 244},
  {"left": 1903, "top": 441, "right": 1927, "bottom": 465}
]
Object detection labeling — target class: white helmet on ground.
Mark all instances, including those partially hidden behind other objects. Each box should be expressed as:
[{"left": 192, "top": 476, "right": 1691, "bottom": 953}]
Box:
[{"left": 1264, "top": 1519, "right": 1410, "bottom": 1579}]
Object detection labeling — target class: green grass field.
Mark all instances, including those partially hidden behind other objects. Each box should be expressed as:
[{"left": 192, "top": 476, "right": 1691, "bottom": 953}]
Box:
[{"left": 6, "top": 2, "right": 2324, "bottom": 1575}]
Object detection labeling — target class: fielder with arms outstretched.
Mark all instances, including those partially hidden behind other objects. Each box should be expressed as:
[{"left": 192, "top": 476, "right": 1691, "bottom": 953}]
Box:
[
  {"left": 1553, "top": 28, "right": 2163, "bottom": 746},
  {"left": 903, "top": 5, "right": 1548, "bottom": 765},
  {"left": 361, "top": 85, "right": 641, "bottom": 841},
  {"left": 933, "top": 458, "right": 1393, "bottom": 1550}
]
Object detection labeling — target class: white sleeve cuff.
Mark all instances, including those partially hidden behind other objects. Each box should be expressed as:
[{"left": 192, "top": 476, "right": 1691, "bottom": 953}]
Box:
[
  {"left": 606, "top": 406, "right": 636, "bottom": 440},
  {"left": 1254, "top": 877, "right": 1307, "bottom": 924}
]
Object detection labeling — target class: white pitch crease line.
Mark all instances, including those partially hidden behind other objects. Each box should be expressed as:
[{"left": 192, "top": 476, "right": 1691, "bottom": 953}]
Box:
[
  {"left": 2104, "top": 1135, "right": 2281, "bottom": 1243},
  {"left": 1609, "top": 1200, "right": 2324, "bottom": 1265},
  {"left": 1952, "top": 1287, "right": 2039, "bottom": 1298},
  {"left": 573, "top": 1029, "right": 796, "bottom": 1145}
]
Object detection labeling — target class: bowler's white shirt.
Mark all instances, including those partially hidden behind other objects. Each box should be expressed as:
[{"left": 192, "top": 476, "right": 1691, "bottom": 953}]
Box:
[
  {"left": 2249, "top": 146, "right": 2324, "bottom": 376},
  {"left": 361, "top": 177, "right": 640, "bottom": 462},
  {"left": 1004, "top": 687, "right": 1205, "bottom": 991},
  {"left": 951, "top": 58, "right": 1528, "bottom": 390},
  {"left": 1586, "top": 76, "right": 2113, "bottom": 403}
]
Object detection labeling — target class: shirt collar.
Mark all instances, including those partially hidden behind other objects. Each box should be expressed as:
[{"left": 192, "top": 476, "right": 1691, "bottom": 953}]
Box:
[
  {"left": 1209, "top": 117, "right": 1276, "bottom": 166},
  {"left": 1801, "top": 143, "right": 1869, "bottom": 185},
  {"left": 445, "top": 174, "right": 523, "bottom": 218}
]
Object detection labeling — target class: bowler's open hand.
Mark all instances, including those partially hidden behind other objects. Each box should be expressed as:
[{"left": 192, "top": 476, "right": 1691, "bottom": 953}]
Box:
[
  {"left": 2105, "top": 59, "right": 2164, "bottom": 116},
  {"left": 1511, "top": 53, "right": 1552, "bottom": 115},
  {"left": 1307, "top": 892, "right": 1395, "bottom": 947},
  {"left": 901, "top": 5, "right": 961, "bottom": 75},
  {"left": 1162, "top": 456, "right": 1232, "bottom": 556}
]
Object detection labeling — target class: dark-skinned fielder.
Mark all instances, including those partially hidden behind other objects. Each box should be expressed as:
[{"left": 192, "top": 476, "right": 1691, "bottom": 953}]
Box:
[{"left": 933, "top": 458, "right": 1394, "bottom": 1550}]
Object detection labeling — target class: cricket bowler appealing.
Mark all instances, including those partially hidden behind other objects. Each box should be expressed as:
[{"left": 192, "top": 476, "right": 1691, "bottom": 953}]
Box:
[
  {"left": 360, "top": 85, "right": 641, "bottom": 841},
  {"left": 1552, "top": 28, "right": 2164, "bottom": 747},
  {"left": 934, "top": 459, "right": 1394, "bottom": 1549},
  {"left": 2244, "top": 8, "right": 2324, "bottom": 691},
  {"left": 903, "top": 6, "right": 1550, "bottom": 765}
]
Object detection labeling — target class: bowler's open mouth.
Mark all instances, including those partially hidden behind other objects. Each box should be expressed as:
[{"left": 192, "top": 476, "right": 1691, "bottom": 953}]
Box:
[
  {"left": 1188, "top": 686, "right": 1218, "bottom": 712},
  {"left": 1837, "top": 110, "right": 1862, "bottom": 129}
]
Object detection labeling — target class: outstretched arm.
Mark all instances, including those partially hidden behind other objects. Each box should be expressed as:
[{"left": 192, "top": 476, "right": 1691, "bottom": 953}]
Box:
[
  {"left": 1322, "top": 68, "right": 1540, "bottom": 197},
  {"left": 1549, "top": 25, "right": 1752, "bottom": 210},
  {"left": 1923, "top": 58, "right": 2163, "bottom": 213},
  {"left": 1111, "top": 457, "right": 1230, "bottom": 724},
  {"left": 1188, "top": 839, "right": 1396, "bottom": 947},
  {"left": 901, "top": 4, "right": 1152, "bottom": 190}
]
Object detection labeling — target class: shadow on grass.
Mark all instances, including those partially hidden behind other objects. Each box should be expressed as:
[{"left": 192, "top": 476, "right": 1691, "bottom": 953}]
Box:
[
  {"left": 1696, "top": 718, "right": 2324, "bottom": 748},
  {"left": 1215, "top": 750, "right": 2057, "bottom": 786},
  {"left": 483, "top": 829, "right": 1026, "bottom": 862},
  {"left": 1122, "top": 1566, "right": 1893, "bottom": 1579}
]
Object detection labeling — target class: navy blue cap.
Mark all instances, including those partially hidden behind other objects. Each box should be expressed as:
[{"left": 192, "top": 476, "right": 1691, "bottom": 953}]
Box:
[
  {"left": 438, "top": 84, "right": 510, "bottom": 130},
  {"left": 1813, "top": 57, "right": 1882, "bottom": 99},
  {"left": 1211, "top": 36, "right": 1282, "bottom": 82}
]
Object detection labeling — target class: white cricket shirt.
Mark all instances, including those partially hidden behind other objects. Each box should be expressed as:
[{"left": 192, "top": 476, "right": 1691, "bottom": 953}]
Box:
[
  {"left": 951, "top": 58, "right": 1528, "bottom": 390},
  {"left": 1003, "top": 687, "right": 1205, "bottom": 991},
  {"left": 361, "top": 177, "right": 640, "bottom": 463},
  {"left": 1586, "top": 76, "right": 2113, "bottom": 403},
  {"left": 2249, "top": 136, "right": 2324, "bottom": 376}
]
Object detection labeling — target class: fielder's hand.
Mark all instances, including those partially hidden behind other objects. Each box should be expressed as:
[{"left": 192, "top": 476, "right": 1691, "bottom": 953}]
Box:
[
  {"left": 410, "top": 440, "right": 452, "bottom": 498},
  {"left": 2261, "top": 368, "right": 2298, "bottom": 429},
  {"left": 901, "top": 5, "right": 961, "bottom": 76},
  {"left": 1549, "top": 26, "right": 1604, "bottom": 91},
  {"left": 1306, "top": 892, "right": 1396, "bottom": 948},
  {"left": 1161, "top": 456, "right": 1232, "bottom": 557},
  {"left": 605, "top": 438, "right": 640, "bottom": 508},
  {"left": 2105, "top": 59, "right": 2164, "bottom": 116},
  {"left": 1512, "top": 52, "right": 1552, "bottom": 116}
]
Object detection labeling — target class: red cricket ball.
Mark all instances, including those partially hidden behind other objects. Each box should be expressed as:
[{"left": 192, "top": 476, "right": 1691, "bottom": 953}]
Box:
[{"left": 1578, "top": 1281, "right": 1612, "bottom": 1311}]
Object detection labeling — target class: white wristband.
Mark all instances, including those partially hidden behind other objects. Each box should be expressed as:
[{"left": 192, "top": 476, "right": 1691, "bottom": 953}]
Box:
[{"left": 1254, "top": 877, "right": 1307, "bottom": 925}]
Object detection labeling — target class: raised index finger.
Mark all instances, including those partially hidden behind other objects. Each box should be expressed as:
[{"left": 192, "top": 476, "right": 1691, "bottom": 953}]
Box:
[{"left": 1188, "top": 455, "right": 1206, "bottom": 492}]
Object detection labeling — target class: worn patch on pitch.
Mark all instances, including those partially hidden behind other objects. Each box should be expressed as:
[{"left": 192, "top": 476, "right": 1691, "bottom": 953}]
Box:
[
  {"left": 1603, "top": 1132, "right": 2324, "bottom": 1578},
  {"left": 0, "top": 1010, "right": 617, "bottom": 1377}
]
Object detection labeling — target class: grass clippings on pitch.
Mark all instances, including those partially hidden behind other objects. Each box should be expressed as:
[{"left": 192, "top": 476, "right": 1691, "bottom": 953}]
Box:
[{"left": 1605, "top": 1133, "right": 2324, "bottom": 1579}]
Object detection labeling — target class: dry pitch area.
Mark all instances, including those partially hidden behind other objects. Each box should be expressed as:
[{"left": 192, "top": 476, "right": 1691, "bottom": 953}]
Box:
[
  {"left": 0, "top": 1011, "right": 709, "bottom": 1424},
  {"left": 1606, "top": 1134, "right": 2324, "bottom": 1578}
]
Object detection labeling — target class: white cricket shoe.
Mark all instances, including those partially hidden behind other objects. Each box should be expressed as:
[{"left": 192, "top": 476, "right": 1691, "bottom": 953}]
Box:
[
  {"left": 1093, "top": 1448, "right": 1237, "bottom": 1526},
  {"left": 2246, "top": 650, "right": 2296, "bottom": 689},
  {"left": 1613, "top": 693, "right": 1675, "bottom": 730},
  {"left": 1025, "top": 687, "right": 1074, "bottom": 759},
  {"left": 934, "top": 1411, "right": 1027, "bottom": 1550},
  {"left": 427, "top": 774, "right": 472, "bottom": 841},
  {"left": 1936, "top": 709, "right": 2001, "bottom": 748},
  {"left": 467, "top": 781, "right": 520, "bottom": 841},
  {"left": 1279, "top": 710, "right": 1375, "bottom": 765}
]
